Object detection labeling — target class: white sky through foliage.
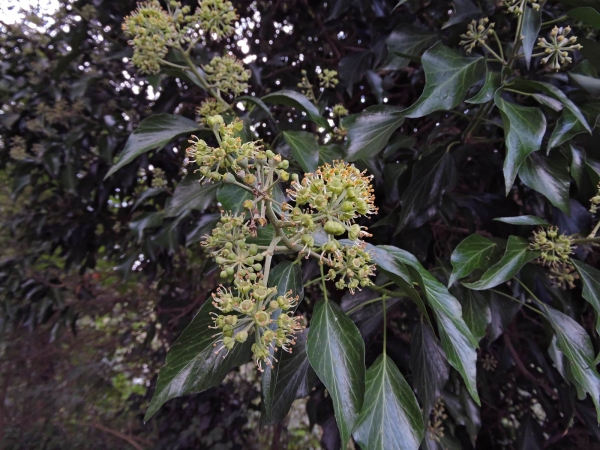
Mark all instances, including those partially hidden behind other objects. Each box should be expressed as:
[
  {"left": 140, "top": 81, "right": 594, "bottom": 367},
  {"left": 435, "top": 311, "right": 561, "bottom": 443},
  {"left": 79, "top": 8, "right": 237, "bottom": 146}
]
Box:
[{"left": 1, "top": 0, "right": 60, "bottom": 25}]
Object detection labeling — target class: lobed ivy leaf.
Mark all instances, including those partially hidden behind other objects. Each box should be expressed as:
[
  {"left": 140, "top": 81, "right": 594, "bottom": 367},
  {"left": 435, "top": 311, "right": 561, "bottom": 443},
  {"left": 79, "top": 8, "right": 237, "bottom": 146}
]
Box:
[
  {"left": 571, "top": 260, "right": 600, "bottom": 335},
  {"left": 493, "top": 215, "right": 550, "bottom": 226},
  {"left": 345, "top": 105, "right": 404, "bottom": 161},
  {"left": 165, "top": 177, "right": 219, "bottom": 217},
  {"left": 262, "top": 90, "right": 329, "bottom": 128},
  {"left": 403, "top": 43, "right": 485, "bottom": 118},
  {"left": 381, "top": 25, "right": 438, "bottom": 70},
  {"left": 567, "top": 7, "right": 600, "bottom": 29},
  {"left": 450, "top": 285, "right": 491, "bottom": 343},
  {"left": 521, "top": 5, "right": 542, "bottom": 69},
  {"left": 282, "top": 130, "right": 319, "bottom": 174},
  {"left": 353, "top": 354, "right": 424, "bottom": 450},
  {"left": 548, "top": 101, "right": 600, "bottom": 151},
  {"left": 306, "top": 299, "right": 365, "bottom": 447},
  {"left": 442, "top": 0, "right": 481, "bottom": 29},
  {"left": 494, "top": 91, "right": 547, "bottom": 195},
  {"left": 105, "top": 114, "right": 204, "bottom": 179},
  {"left": 449, "top": 234, "right": 500, "bottom": 287},
  {"left": 463, "top": 236, "right": 539, "bottom": 290},
  {"left": 466, "top": 70, "right": 501, "bottom": 104}
]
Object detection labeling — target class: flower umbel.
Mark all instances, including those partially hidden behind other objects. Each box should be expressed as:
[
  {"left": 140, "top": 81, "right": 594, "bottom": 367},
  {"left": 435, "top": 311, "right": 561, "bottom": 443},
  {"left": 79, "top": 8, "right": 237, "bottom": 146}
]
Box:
[
  {"left": 537, "top": 26, "right": 582, "bottom": 70},
  {"left": 590, "top": 183, "right": 600, "bottom": 214},
  {"left": 530, "top": 226, "right": 575, "bottom": 267},
  {"left": 203, "top": 55, "right": 251, "bottom": 96},
  {"left": 459, "top": 18, "right": 495, "bottom": 54}
]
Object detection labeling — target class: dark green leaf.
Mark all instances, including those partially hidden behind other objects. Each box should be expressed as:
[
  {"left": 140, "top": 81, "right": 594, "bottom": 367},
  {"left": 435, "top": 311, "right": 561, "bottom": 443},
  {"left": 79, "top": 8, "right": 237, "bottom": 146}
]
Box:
[
  {"left": 132, "top": 188, "right": 166, "bottom": 211},
  {"left": 467, "top": 70, "right": 501, "bottom": 104},
  {"left": 493, "top": 215, "right": 550, "bottom": 225},
  {"left": 144, "top": 300, "right": 253, "bottom": 421},
  {"left": 568, "top": 7, "right": 600, "bottom": 29},
  {"left": 463, "top": 236, "right": 539, "bottom": 290},
  {"left": 494, "top": 91, "right": 547, "bottom": 194},
  {"left": 306, "top": 299, "right": 365, "bottom": 447},
  {"left": 381, "top": 25, "right": 438, "bottom": 70},
  {"left": 129, "top": 212, "right": 163, "bottom": 242},
  {"left": 216, "top": 183, "right": 253, "bottom": 213},
  {"left": 397, "top": 148, "right": 456, "bottom": 232},
  {"left": 339, "top": 51, "right": 373, "bottom": 96},
  {"left": 237, "top": 95, "right": 274, "bottom": 120},
  {"left": 569, "top": 145, "right": 587, "bottom": 187},
  {"left": 449, "top": 234, "right": 500, "bottom": 286},
  {"left": 451, "top": 285, "right": 491, "bottom": 342},
  {"left": 549, "top": 102, "right": 600, "bottom": 150},
  {"left": 353, "top": 354, "right": 424, "bottom": 450},
  {"left": 442, "top": 0, "right": 482, "bottom": 29},
  {"left": 569, "top": 72, "right": 600, "bottom": 97},
  {"left": 518, "top": 151, "right": 571, "bottom": 214},
  {"left": 366, "top": 70, "right": 384, "bottom": 104},
  {"left": 165, "top": 178, "right": 219, "bottom": 217},
  {"left": 544, "top": 305, "right": 600, "bottom": 420},
  {"left": 262, "top": 90, "right": 328, "bottom": 128},
  {"left": 522, "top": 6, "right": 542, "bottom": 68},
  {"left": 410, "top": 323, "right": 450, "bottom": 420},
  {"left": 282, "top": 131, "right": 319, "bottom": 173},
  {"left": 105, "top": 114, "right": 203, "bottom": 179},
  {"left": 404, "top": 43, "right": 485, "bottom": 118},
  {"left": 319, "top": 144, "right": 344, "bottom": 165},
  {"left": 346, "top": 105, "right": 404, "bottom": 161},
  {"left": 571, "top": 260, "right": 600, "bottom": 335}
]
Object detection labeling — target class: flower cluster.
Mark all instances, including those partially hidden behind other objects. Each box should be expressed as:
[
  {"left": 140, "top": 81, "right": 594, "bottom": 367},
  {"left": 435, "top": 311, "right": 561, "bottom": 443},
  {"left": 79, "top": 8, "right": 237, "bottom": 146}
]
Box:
[
  {"left": 318, "top": 69, "right": 339, "bottom": 89},
  {"left": 194, "top": 0, "right": 237, "bottom": 40},
  {"left": 548, "top": 263, "right": 580, "bottom": 290},
  {"left": 530, "top": 227, "right": 575, "bottom": 267},
  {"left": 203, "top": 213, "right": 265, "bottom": 280},
  {"left": 203, "top": 55, "right": 251, "bottom": 96},
  {"left": 537, "top": 26, "right": 582, "bottom": 70},
  {"left": 332, "top": 104, "right": 348, "bottom": 118},
  {"left": 590, "top": 183, "right": 600, "bottom": 214},
  {"left": 196, "top": 98, "right": 228, "bottom": 125},
  {"left": 504, "top": 0, "right": 541, "bottom": 14},
  {"left": 151, "top": 167, "right": 168, "bottom": 188},
  {"left": 325, "top": 244, "right": 376, "bottom": 292},
  {"left": 210, "top": 282, "right": 303, "bottom": 370},
  {"left": 460, "top": 18, "right": 495, "bottom": 54}
]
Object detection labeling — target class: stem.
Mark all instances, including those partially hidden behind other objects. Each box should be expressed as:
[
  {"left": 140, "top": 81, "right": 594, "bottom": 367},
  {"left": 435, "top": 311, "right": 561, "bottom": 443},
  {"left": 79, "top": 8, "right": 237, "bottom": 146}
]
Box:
[
  {"left": 541, "top": 15, "right": 568, "bottom": 27},
  {"left": 346, "top": 296, "right": 384, "bottom": 315},
  {"left": 492, "top": 31, "right": 505, "bottom": 61},
  {"left": 513, "top": 278, "right": 547, "bottom": 313},
  {"left": 482, "top": 43, "right": 507, "bottom": 65},
  {"left": 587, "top": 220, "right": 600, "bottom": 239},
  {"left": 262, "top": 236, "right": 282, "bottom": 285},
  {"left": 158, "top": 59, "right": 191, "bottom": 70},
  {"left": 508, "top": 1, "right": 527, "bottom": 67},
  {"left": 320, "top": 263, "right": 328, "bottom": 302},
  {"left": 489, "top": 288, "right": 543, "bottom": 315},
  {"left": 504, "top": 88, "right": 534, "bottom": 97},
  {"left": 382, "top": 296, "right": 387, "bottom": 355}
]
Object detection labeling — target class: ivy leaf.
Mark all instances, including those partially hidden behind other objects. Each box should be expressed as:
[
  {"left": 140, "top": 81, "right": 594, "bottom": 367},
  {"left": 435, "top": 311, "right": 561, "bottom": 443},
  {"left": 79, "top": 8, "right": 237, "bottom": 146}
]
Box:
[
  {"left": 397, "top": 148, "right": 456, "bottom": 233},
  {"left": 493, "top": 215, "right": 550, "bottom": 226},
  {"left": 567, "top": 7, "right": 600, "bottom": 29},
  {"left": 338, "top": 51, "right": 373, "bottom": 96},
  {"left": 216, "top": 183, "right": 252, "bottom": 213},
  {"left": 306, "top": 299, "right": 365, "bottom": 447},
  {"left": 237, "top": 95, "right": 274, "bottom": 121},
  {"left": 442, "top": 0, "right": 482, "bottom": 29},
  {"left": 518, "top": 151, "right": 571, "bottom": 214},
  {"left": 403, "top": 43, "right": 485, "bottom": 118},
  {"left": 282, "top": 131, "right": 319, "bottom": 174},
  {"left": 467, "top": 70, "right": 501, "bottom": 104},
  {"left": 569, "top": 145, "right": 587, "bottom": 188},
  {"left": 571, "top": 260, "right": 600, "bottom": 335},
  {"left": 377, "top": 246, "right": 480, "bottom": 404},
  {"left": 144, "top": 300, "right": 253, "bottom": 422},
  {"left": 381, "top": 25, "right": 438, "bottom": 70},
  {"left": 410, "top": 323, "right": 450, "bottom": 421},
  {"left": 346, "top": 105, "right": 404, "bottom": 161},
  {"left": 353, "top": 354, "right": 425, "bottom": 450},
  {"left": 262, "top": 90, "right": 329, "bottom": 128},
  {"left": 544, "top": 305, "right": 600, "bottom": 421},
  {"left": 548, "top": 102, "right": 600, "bottom": 150},
  {"left": 463, "top": 236, "right": 539, "bottom": 290},
  {"left": 132, "top": 187, "right": 166, "bottom": 211},
  {"left": 494, "top": 91, "right": 547, "bottom": 195},
  {"left": 521, "top": 5, "right": 542, "bottom": 69},
  {"left": 105, "top": 114, "right": 203, "bottom": 179},
  {"left": 450, "top": 285, "right": 491, "bottom": 343},
  {"left": 449, "top": 234, "right": 500, "bottom": 286},
  {"left": 164, "top": 177, "right": 219, "bottom": 217}
]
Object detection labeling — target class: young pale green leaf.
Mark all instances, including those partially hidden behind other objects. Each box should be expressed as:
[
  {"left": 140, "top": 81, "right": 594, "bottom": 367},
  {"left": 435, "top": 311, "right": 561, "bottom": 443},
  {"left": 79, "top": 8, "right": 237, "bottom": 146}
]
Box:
[
  {"left": 494, "top": 91, "right": 547, "bottom": 195},
  {"left": 544, "top": 306, "right": 600, "bottom": 420},
  {"left": 346, "top": 105, "right": 404, "bottom": 161},
  {"left": 466, "top": 70, "right": 501, "bottom": 104},
  {"left": 144, "top": 300, "right": 253, "bottom": 422},
  {"left": 105, "top": 114, "right": 203, "bottom": 179},
  {"left": 410, "top": 323, "right": 449, "bottom": 421},
  {"left": 381, "top": 25, "right": 438, "bottom": 70},
  {"left": 571, "top": 260, "right": 600, "bottom": 335},
  {"left": 521, "top": 6, "right": 541, "bottom": 69},
  {"left": 397, "top": 148, "right": 456, "bottom": 233},
  {"left": 282, "top": 131, "right": 319, "bottom": 174},
  {"left": 376, "top": 246, "right": 480, "bottom": 404},
  {"left": 216, "top": 183, "right": 253, "bottom": 213},
  {"left": 403, "top": 43, "right": 485, "bottom": 118},
  {"left": 518, "top": 151, "right": 571, "bottom": 214},
  {"left": 353, "top": 355, "right": 424, "bottom": 450},
  {"left": 262, "top": 90, "right": 329, "bottom": 128},
  {"left": 567, "top": 7, "right": 600, "bottom": 29},
  {"left": 164, "top": 177, "right": 219, "bottom": 217},
  {"left": 449, "top": 234, "right": 500, "bottom": 286},
  {"left": 463, "top": 236, "right": 539, "bottom": 290},
  {"left": 306, "top": 299, "right": 365, "bottom": 447},
  {"left": 493, "top": 215, "right": 550, "bottom": 226}
]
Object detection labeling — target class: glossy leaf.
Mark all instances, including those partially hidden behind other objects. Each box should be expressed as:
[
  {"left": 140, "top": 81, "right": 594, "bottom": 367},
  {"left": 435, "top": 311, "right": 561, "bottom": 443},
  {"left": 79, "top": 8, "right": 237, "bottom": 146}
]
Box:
[
  {"left": 262, "top": 90, "right": 329, "bottom": 128},
  {"left": 346, "top": 105, "right": 404, "bottom": 161},
  {"left": 463, "top": 236, "right": 539, "bottom": 290},
  {"left": 451, "top": 285, "right": 491, "bottom": 342},
  {"left": 571, "top": 260, "right": 600, "bottom": 335},
  {"left": 544, "top": 305, "right": 600, "bottom": 420},
  {"left": 493, "top": 215, "right": 550, "bottom": 226},
  {"left": 282, "top": 131, "right": 319, "bottom": 174},
  {"left": 449, "top": 234, "right": 500, "bottom": 286},
  {"left": 216, "top": 183, "right": 253, "bottom": 213},
  {"left": 404, "top": 43, "right": 485, "bottom": 118},
  {"left": 237, "top": 95, "right": 274, "bottom": 121},
  {"left": 522, "top": 6, "right": 541, "bottom": 69},
  {"left": 467, "top": 70, "right": 501, "bottom": 104},
  {"left": 306, "top": 299, "right": 365, "bottom": 447},
  {"left": 410, "top": 323, "right": 449, "bottom": 420},
  {"left": 567, "top": 7, "right": 600, "bottom": 29},
  {"left": 518, "top": 151, "right": 571, "bottom": 214},
  {"left": 381, "top": 25, "right": 438, "bottom": 70},
  {"left": 164, "top": 178, "right": 219, "bottom": 217},
  {"left": 549, "top": 102, "right": 600, "bottom": 150},
  {"left": 494, "top": 91, "right": 547, "bottom": 194},
  {"left": 442, "top": 0, "right": 481, "bottom": 29},
  {"left": 144, "top": 300, "right": 253, "bottom": 421},
  {"left": 353, "top": 354, "right": 424, "bottom": 450},
  {"left": 105, "top": 114, "right": 203, "bottom": 179},
  {"left": 569, "top": 145, "right": 587, "bottom": 187}
]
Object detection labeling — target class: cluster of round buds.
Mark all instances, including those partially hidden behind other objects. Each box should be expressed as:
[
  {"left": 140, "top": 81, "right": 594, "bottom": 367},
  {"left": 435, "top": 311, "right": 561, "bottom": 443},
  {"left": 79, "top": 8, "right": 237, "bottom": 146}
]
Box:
[
  {"left": 210, "top": 282, "right": 303, "bottom": 370},
  {"left": 203, "top": 213, "right": 265, "bottom": 279},
  {"left": 9, "top": 136, "right": 27, "bottom": 161},
  {"left": 530, "top": 226, "right": 575, "bottom": 267},
  {"left": 332, "top": 104, "right": 349, "bottom": 118},
  {"left": 194, "top": 0, "right": 238, "bottom": 40},
  {"left": 589, "top": 183, "right": 600, "bottom": 214},
  {"left": 318, "top": 69, "right": 339, "bottom": 89},
  {"left": 203, "top": 55, "right": 251, "bottom": 96},
  {"left": 122, "top": 1, "right": 177, "bottom": 74},
  {"left": 298, "top": 70, "right": 316, "bottom": 101},
  {"left": 151, "top": 167, "right": 168, "bottom": 188},
  {"left": 196, "top": 98, "right": 228, "bottom": 125},
  {"left": 459, "top": 18, "right": 495, "bottom": 54},
  {"left": 537, "top": 26, "right": 582, "bottom": 70},
  {"left": 324, "top": 243, "right": 376, "bottom": 293},
  {"left": 504, "top": 0, "right": 541, "bottom": 14},
  {"left": 548, "top": 262, "right": 580, "bottom": 290}
]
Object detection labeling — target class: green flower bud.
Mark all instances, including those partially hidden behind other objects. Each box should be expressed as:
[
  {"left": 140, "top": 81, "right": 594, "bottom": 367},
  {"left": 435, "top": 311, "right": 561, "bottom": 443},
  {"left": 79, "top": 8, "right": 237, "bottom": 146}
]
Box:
[
  {"left": 324, "top": 220, "right": 345, "bottom": 236},
  {"left": 235, "top": 330, "right": 249, "bottom": 343}
]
